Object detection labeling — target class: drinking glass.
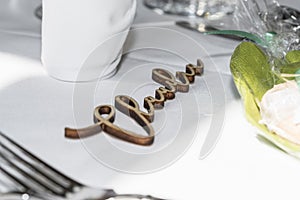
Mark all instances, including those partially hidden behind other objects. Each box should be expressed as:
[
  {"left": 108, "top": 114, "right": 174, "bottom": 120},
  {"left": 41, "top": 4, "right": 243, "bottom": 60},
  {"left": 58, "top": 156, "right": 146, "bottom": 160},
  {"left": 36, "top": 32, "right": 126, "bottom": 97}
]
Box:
[{"left": 144, "top": 0, "right": 237, "bottom": 19}]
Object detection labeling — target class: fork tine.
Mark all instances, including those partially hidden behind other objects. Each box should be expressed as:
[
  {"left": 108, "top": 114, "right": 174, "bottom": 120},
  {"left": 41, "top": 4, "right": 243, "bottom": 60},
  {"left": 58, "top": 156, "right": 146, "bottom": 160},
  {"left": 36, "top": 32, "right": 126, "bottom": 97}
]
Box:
[
  {"left": 0, "top": 132, "right": 82, "bottom": 197},
  {"left": 0, "top": 150, "right": 69, "bottom": 196},
  {"left": 0, "top": 165, "right": 30, "bottom": 192},
  {"left": 0, "top": 139, "right": 75, "bottom": 193},
  {"left": 0, "top": 132, "right": 81, "bottom": 185}
]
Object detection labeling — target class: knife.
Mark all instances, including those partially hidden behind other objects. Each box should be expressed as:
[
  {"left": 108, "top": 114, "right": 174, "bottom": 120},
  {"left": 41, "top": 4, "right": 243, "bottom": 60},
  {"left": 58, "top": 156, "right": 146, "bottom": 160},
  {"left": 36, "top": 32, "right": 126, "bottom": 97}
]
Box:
[{"left": 176, "top": 21, "right": 245, "bottom": 41}]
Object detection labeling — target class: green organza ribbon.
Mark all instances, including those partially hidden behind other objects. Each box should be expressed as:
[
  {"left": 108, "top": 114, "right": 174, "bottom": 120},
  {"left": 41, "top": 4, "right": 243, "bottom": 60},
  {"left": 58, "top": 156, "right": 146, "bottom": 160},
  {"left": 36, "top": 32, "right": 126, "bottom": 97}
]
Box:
[{"left": 204, "top": 30, "right": 277, "bottom": 48}]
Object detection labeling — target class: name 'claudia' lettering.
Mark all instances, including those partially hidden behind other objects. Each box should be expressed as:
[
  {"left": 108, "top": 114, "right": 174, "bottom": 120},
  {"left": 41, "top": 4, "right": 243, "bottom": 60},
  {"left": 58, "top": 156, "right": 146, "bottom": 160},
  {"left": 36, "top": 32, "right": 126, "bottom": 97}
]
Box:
[{"left": 65, "top": 59, "right": 204, "bottom": 146}]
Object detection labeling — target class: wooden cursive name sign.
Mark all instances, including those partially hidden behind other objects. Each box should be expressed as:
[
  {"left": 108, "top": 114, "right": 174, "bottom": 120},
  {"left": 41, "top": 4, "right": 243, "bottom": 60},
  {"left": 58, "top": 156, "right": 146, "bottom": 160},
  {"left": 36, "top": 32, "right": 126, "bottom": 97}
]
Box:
[{"left": 65, "top": 59, "right": 204, "bottom": 146}]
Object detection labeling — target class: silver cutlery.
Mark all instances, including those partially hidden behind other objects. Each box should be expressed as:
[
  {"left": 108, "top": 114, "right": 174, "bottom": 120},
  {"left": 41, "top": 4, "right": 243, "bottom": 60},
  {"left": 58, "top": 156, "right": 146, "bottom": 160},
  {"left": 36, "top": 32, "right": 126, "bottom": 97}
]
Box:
[
  {"left": 175, "top": 20, "right": 244, "bottom": 41},
  {"left": 0, "top": 132, "right": 165, "bottom": 200}
]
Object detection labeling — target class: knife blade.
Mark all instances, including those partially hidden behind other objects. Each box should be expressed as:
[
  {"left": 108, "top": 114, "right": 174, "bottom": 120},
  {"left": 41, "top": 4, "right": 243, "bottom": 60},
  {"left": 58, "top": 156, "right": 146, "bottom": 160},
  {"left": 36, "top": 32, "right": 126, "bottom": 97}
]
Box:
[{"left": 175, "top": 21, "right": 244, "bottom": 41}]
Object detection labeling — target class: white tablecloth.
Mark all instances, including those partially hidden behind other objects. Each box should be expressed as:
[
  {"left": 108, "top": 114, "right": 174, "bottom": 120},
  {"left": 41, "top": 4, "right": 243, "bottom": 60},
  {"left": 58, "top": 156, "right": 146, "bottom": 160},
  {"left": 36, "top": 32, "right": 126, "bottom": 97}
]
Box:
[{"left": 0, "top": 0, "right": 300, "bottom": 199}]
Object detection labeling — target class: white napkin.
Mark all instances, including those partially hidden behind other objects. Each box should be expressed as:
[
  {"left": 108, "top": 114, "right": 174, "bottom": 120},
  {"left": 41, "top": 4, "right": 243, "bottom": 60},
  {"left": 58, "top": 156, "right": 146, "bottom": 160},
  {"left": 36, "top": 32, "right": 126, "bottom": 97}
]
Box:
[
  {"left": 0, "top": 52, "right": 46, "bottom": 90},
  {"left": 0, "top": 0, "right": 41, "bottom": 36}
]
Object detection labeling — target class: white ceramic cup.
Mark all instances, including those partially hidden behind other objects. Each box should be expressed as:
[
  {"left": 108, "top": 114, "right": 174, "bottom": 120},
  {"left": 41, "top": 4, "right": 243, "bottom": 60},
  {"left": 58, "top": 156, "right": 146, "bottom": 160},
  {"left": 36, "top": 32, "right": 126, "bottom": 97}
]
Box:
[{"left": 41, "top": 0, "right": 137, "bottom": 82}]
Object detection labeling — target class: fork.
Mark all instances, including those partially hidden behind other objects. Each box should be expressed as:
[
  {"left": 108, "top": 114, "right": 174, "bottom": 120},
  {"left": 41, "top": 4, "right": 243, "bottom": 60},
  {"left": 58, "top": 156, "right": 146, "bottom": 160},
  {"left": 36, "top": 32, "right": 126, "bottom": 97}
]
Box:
[{"left": 0, "top": 132, "right": 164, "bottom": 200}]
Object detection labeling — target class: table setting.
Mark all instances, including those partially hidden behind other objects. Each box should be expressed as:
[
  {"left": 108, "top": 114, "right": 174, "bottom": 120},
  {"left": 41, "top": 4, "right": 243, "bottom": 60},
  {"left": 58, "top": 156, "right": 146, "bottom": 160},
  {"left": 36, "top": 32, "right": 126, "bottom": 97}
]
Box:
[{"left": 1, "top": 0, "right": 300, "bottom": 199}]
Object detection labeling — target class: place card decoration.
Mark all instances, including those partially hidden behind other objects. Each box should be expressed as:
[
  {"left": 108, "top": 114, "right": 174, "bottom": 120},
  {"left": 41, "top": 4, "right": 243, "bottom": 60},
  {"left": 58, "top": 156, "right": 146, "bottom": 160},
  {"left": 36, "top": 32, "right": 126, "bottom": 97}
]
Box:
[
  {"left": 65, "top": 59, "right": 204, "bottom": 146},
  {"left": 209, "top": 1, "right": 300, "bottom": 157}
]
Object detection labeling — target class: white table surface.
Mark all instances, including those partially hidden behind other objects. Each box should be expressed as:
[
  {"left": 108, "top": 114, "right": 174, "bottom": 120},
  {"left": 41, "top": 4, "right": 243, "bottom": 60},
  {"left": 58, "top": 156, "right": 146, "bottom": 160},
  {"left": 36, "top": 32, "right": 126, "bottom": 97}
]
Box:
[{"left": 0, "top": 0, "right": 300, "bottom": 199}]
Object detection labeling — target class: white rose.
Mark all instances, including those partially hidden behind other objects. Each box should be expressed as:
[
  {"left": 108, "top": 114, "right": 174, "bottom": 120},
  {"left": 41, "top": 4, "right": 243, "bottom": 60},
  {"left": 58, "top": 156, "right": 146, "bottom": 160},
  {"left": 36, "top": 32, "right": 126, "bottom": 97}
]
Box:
[{"left": 260, "top": 81, "right": 300, "bottom": 144}]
